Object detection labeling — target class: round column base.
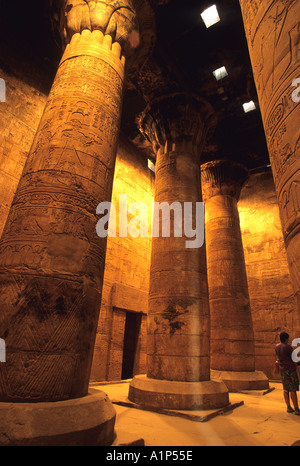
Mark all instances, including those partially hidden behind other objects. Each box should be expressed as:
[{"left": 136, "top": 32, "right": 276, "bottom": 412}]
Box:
[
  {"left": 128, "top": 375, "right": 229, "bottom": 410},
  {"left": 0, "top": 389, "right": 116, "bottom": 446},
  {"left": 211, "top": 370, "right": 269, "bottom": 392}
]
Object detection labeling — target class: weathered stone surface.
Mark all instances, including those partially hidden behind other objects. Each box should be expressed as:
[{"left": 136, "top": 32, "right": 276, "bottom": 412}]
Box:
[
  {"left": 201, "top": 160, "right": 269, "bottom": 390},
  {"left": 0, "top": 1, "right": 136, "bottom": 402},
  {"left": 90, "top": 136, "right": 154, "bottom": 382},
  {"left": 201, "top": 160, "right": 255, "bottom": 373},
  {"left": 0, "top": 69, "right": 47, "bottom": 236},
  {"left": 129, "top": 375, "right": 229, "bottom": 411},
  {"left": 0, "top": 389, "right": 116, "bottom": 446},
  {"left": 239, "top": 170, "right": 300, "bottom": 379},
  {"left": 239, "top": 0, "right": 300, "bottom": 314},
  {"left": 211, "top": 370, "right": 269, "bottom": 392},
  {"left": 63, "top": 0, "right": 137, "bottom": 47},
  {"left": 138, "top": 94, "right": 214, "bottom": 383}
]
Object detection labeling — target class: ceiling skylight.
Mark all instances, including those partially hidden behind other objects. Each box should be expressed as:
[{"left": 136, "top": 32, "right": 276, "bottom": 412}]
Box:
[
  {"left": 243, "top": 101, "right": 256, "bottom": 113},
  {"left": 201, "top": 5, "right": 220, "bottom": 28},
  {"left": 213, "top": 66, "right": 228, "bottom": 81}
]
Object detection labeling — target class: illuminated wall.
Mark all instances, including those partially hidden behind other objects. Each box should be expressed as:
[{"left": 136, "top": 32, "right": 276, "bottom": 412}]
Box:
[
  {"left": 0, "top": 68, "right": 47, "bottom": 236},
  {"left": 90, "top": 134, "right": 155, "bottom": 381},
  {"left": 239, "top": 170, "right": 300, "bottom": 380}
]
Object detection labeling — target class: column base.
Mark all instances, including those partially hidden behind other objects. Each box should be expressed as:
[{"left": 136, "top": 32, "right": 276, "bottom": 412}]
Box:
[
  {"left": 211, "top": 370, "right": 269, "bottom": 392},
  {"left": 128, "top": 374, "right": 229, "bottom": 410},
  {"left": 0, "top": 389, "right": 116, "bottom": 446}
]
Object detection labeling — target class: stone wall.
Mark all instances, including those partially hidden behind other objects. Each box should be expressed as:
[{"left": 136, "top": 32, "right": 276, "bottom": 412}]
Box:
[
  {"left": 239, "top": 169, "right": 300, "bottom": 380},
  {"left": 0, "top": 68, "right": 47, "bottom": 236},
  {"left": 90, "top": 134, "right": 155, "bottom": 381}
]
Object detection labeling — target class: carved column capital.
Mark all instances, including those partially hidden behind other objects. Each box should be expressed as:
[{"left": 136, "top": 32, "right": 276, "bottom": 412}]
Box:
[
  {"left": 53, "top": 0, "right": 137, "bottom": 52},
  {"left": 201, "top": 159, "right": 249, "bottom": 201},
  {"left": 138, "top": 93, "right": 216, "bottom": 159}
]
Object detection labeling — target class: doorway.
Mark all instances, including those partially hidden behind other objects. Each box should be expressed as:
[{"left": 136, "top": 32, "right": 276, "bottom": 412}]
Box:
[{"left": 121, "top": 311, "right": 142, "bottom": 380}]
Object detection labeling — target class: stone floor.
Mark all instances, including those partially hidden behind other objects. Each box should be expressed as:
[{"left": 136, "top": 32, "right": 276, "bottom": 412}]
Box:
[{"left": 90, "top": 381, "right": 300, "bottom": 446}]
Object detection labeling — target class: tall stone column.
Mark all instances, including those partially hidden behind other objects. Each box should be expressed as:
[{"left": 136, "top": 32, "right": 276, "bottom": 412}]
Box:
[
  {"left": 0, "top": 0, "right": 136, "bottom": 445},
  {"left": 239, "top": 0, "right": 300, "bottom": 313},
  {"left": 128, "top": 94, "right": 229, "bottom": 410},
  {"left": 201, "top": 160, "right": 269, "bottom": 391}
]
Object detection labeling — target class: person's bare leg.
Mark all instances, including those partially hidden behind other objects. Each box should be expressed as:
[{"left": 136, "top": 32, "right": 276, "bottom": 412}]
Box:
[
  {"left": 290, "top": 392, "right": 299, "bottom": 410},
  {"left": 284, "top": 391, "right": 291, "bottom": 409}
]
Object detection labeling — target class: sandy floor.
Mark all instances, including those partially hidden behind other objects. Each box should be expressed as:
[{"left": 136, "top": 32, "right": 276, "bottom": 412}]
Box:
[{"left": 91, "top": 382, "right": 300, "bottom": 447}]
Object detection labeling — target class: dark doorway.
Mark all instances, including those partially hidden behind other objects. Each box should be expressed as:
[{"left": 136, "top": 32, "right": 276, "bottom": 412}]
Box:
[{"left": 121, "top": 312, "right": 142, "bottom": 380}]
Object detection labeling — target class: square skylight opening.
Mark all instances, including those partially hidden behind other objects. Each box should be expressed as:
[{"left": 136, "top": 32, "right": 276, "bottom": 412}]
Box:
[
  {"left": 201, "top": 5, "right": 220, "bottom": 28},
  {"left": 213, "top": 66, "right": 228, "bottom": 81},
  {"left": 243, "top": 101, "right": 256, "bottom": 113}
]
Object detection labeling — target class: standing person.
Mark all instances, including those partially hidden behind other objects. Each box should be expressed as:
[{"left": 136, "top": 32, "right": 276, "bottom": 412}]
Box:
[{"left": 275, "top": 332, "right": 300, "bottom": 415}]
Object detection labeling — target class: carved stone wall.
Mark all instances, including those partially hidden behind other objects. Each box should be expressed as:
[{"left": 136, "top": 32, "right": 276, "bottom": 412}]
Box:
[
  {"left": 0, "top": 68, "right": 47, "bottom": 236},
  {"left": 91, "top": 134, "right": 154, "bottom": 381},
  {"left": 239, "top": 170, "right": 300, "bottom": 379}
]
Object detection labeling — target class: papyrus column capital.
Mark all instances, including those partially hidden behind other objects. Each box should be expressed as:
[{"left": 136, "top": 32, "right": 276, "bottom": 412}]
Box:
[
  {"left": 201, "top": 159, "right": 249, "bottom": 202},
  {"left": 56, "top": 0, "right": 137, "bottom": 52},
  {"left": 139, "top": 93, "right": 216, "bottom": 160}
]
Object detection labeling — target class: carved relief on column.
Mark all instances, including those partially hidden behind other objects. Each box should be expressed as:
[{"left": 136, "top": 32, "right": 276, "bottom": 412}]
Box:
[
  {"left": 201, "top": 160, "right": 269, "bottom": 390},
  {"left": 0, "top": 0, "right": 136, "bottom": 402},
  {"left": 50, "top": 0, "right": 156, "bottom": 75},
  {"left": 239, "top": 0, "right": 300, "bottom": 310}
]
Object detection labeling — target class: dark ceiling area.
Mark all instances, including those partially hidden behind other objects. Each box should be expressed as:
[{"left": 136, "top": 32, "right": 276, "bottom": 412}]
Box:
[
  {"left": 0, "top": 0, "right": 60, "bottom": 93},
  {"left": 0, "top": 0, "right": 270, "bottom": 170},
  {"left": 124, "top": 0, "right": 270, "bottom": 169}
]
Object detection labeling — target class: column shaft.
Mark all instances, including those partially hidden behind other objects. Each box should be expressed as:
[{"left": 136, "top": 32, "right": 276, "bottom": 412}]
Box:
[
  {"left": 128, "top": 94, "right": 229, "bottom": 409},
  {"left": 148, "top": 144, "right": 210, "bottom": 382},
  {"left": 202, "top": 163, "right": 254, "bottom": 371},
  {"left": 239, "top": 0, "right": 300, "bottom": 312},
  {"left": 0, "top": 3, "right": 135, "bottom": 402},
  {"left": 201, "top": 160, "right": 269, "bottom": 391}
]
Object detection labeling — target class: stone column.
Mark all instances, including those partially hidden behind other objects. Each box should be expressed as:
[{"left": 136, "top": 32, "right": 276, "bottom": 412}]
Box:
[
  {"left": 239, "top": 0, "right": 300, "bottom": 313},
  {"left": 128, "top": 94, "right": 229, "bottom": 410},
  {"left": 0, "top": 0, "right": 136, "bottom": 444},
  {"left": 201, "top": 160, "right": 269, "bottom": 391}
]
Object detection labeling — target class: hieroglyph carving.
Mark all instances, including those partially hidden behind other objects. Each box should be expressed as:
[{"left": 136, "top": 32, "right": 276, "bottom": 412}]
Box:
[{"left": 239, "top": 0, "right": 300, "bottom": 313}]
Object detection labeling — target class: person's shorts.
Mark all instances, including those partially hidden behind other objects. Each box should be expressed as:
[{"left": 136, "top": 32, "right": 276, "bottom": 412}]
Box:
[{"left": 280, "top": 370, "right": 299, "bottom": 392}]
